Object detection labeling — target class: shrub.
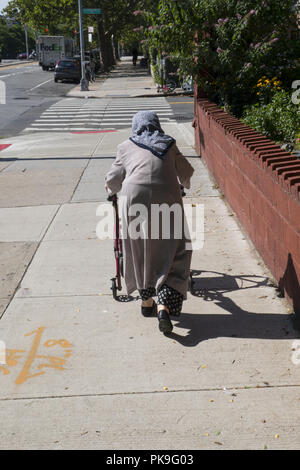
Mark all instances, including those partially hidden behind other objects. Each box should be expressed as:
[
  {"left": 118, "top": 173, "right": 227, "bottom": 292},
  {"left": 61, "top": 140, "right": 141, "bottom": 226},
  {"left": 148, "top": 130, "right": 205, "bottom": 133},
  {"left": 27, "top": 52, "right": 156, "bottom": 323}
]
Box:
[{"left": 242, "top": 90, "right": 300, "bottom": 143}]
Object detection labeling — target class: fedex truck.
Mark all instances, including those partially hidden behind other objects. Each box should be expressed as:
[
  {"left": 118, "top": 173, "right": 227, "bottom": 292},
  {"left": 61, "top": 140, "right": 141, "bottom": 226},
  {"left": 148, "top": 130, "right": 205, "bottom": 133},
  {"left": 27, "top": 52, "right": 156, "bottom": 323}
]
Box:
[{"left": 37, "top": 36, "right": 75, "bottom": 71}]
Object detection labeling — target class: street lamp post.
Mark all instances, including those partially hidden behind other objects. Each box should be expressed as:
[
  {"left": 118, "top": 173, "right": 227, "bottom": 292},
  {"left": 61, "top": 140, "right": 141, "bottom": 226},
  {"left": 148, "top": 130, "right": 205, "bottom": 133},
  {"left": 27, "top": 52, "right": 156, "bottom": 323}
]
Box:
[
  {"left": 78, "top": 0, "right": 89, "bottom": 91},
  {"left": 24, "top": 25, "right": 29, "bottom": 59}
]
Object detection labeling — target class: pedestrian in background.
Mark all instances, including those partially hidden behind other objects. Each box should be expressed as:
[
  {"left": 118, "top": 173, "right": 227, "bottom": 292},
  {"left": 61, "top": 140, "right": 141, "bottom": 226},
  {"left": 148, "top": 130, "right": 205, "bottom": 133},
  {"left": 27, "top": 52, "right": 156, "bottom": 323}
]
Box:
[
  {"left": 85, "top": 62, "right": 91, "bottom": 82},
  {"left": 90, "top": 60, "right": 96, "bottom": 82},
  {"left": 105, "top": 111, "right": 194, "bottom": 334},
  {"left": 132, "top": 48, "right": 138, "bottom": 66}
]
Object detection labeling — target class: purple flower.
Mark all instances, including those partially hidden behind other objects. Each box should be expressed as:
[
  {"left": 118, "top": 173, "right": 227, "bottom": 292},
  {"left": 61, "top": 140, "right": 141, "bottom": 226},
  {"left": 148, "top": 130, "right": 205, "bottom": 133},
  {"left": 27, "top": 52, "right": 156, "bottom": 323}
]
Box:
[
  {"left": 217, "top": 47, "right": 223, "bottom": 53},
  {"left": 237, "top": 13, "right": 242, "bottom": 20},
  {"left": 255, "top": 43, "right": 261, "bottom": 49},
  {"left": 246, "top": 63, "right": 252, "bottom": 68},
  {"left": 250, "top": 9, "right": 255, "bottom": 14},
  {"left": 271, "top": 37, "right": 279, "bottom": 43}
]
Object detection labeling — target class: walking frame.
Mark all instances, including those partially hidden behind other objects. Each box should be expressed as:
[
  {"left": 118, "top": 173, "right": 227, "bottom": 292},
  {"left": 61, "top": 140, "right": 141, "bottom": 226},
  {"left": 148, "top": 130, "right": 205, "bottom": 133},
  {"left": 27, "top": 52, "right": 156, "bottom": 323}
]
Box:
[{"left": 107, "top": 187, "right": 194, "bottom": 301}]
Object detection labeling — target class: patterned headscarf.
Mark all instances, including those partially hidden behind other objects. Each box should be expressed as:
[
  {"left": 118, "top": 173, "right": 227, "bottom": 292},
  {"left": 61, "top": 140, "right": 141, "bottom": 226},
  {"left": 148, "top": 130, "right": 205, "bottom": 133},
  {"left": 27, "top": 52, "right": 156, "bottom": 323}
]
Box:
[{"left": 130, "top": 111, "right": 175, "bottom": 160}]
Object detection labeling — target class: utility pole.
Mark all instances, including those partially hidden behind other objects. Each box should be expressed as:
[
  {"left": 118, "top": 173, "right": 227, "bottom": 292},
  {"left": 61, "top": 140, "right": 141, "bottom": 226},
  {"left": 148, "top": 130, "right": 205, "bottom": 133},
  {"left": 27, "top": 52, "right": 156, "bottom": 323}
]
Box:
[{"left": 78, "top": 0, "right": 88, "bottom": 91}]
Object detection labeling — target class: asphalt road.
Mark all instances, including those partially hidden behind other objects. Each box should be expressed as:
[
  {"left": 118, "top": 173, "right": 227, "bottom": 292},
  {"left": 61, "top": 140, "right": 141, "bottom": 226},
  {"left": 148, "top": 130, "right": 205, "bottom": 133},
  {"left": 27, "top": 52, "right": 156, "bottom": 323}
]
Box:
[
  {"left": 166, "top": 96, "right": 194, "bottom": 123},
  {"left": 0, "top": 62, "right": 76, "bottom": 138}
]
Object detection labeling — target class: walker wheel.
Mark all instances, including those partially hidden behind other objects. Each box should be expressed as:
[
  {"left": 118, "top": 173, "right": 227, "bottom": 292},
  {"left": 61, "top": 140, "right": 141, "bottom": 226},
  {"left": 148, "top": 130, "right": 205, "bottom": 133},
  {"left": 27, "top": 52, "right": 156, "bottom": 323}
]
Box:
[
  {"left": 189, "top": 272, "right": 194, "bottom": 294},
  {"left": 111, "top": 278, "right": 118, "bottom": 300}
]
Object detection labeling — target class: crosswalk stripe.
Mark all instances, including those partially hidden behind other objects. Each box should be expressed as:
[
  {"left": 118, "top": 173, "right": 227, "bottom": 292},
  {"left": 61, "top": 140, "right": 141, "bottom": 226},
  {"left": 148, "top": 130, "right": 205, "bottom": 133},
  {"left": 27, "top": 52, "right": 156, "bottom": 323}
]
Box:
[
  {"left": 30, "top": 122, "right": 104, "bottom": 126},
  {"left": 41, "top": 114, "right": 105, "bottom": 117},
  {"left": 35, "top": 120, "right": 103, "bottom": 123},
  {"left": 42, "top": 109, "right": 172, "bottom": 113},
  {"left": 91, "top": 117, "right": 169, "bottom": 121},
  {"left": 23, "top": 128, "right": 116, "bottom": 132}
]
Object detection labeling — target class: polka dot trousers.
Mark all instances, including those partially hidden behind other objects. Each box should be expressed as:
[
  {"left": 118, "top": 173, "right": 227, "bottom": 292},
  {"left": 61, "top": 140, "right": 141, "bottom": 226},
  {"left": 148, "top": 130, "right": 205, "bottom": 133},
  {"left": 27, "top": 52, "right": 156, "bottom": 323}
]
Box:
[{"left": 139, "top": 284, "right": 183, "bottom": 316}]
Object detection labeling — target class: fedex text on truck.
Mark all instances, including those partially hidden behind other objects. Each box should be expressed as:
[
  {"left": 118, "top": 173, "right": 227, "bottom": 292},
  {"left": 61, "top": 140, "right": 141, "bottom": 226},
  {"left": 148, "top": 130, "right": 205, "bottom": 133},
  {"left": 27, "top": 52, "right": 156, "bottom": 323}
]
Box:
[{"left": 40, "top": 43, "right": 63, "bottom": 52}]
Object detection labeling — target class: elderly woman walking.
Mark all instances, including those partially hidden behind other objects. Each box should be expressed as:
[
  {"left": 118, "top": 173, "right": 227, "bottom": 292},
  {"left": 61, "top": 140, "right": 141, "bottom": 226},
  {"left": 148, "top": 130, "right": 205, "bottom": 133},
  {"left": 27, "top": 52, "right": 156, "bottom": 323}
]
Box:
[{"left": 105, "top": 111, "right": 194, "bottom": 334}]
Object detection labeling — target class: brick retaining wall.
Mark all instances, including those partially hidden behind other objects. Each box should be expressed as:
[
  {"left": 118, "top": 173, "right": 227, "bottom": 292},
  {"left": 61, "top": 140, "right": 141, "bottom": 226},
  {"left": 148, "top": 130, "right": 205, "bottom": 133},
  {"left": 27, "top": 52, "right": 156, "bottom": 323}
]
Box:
[{"left": 194, "top": 96, "right": 300, "bottom": 315}]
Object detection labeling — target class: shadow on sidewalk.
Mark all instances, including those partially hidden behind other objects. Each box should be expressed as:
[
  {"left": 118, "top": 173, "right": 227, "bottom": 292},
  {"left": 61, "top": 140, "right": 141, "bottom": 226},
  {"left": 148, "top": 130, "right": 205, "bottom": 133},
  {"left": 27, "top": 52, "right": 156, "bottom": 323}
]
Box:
[
  {"left": 167, "top": 269, "right": 300, "bottom": 347},
  {"left": 107, "top": 70, "right": 151, "bottom": 79}
]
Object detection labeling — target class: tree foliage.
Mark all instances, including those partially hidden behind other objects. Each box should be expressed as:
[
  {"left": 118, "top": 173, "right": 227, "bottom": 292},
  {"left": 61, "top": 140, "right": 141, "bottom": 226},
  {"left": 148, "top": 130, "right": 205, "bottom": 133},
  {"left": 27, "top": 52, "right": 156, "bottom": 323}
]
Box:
[
  {"left": 2, "top": 0, "right": 146, "bottom": 70},
  {"left": 0, "top": 17, "right": 35, "bottom": 58},
  {"left": 130, "top": 0, "right": 300, "bottom": 115},
  {"left": 3, "top": 0, "right": 78, "bottom": 36}
]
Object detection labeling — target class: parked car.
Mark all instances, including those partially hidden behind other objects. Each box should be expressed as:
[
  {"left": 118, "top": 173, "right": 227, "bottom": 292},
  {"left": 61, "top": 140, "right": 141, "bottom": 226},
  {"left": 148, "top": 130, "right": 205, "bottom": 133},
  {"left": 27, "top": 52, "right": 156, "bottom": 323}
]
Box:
[
  {"left": 54, "top": 58, "right": 81, "bottom": 83},
  {"left": 17, "top": 52, "right": 28, "bottom": 60}
]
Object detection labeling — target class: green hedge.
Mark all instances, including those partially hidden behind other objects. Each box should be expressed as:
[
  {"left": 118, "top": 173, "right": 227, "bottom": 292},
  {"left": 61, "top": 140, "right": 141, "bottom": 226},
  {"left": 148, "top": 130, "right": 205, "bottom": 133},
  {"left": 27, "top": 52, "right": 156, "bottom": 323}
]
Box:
[{"left": 242, "top": 91, "right": 300, "bottom": 144}]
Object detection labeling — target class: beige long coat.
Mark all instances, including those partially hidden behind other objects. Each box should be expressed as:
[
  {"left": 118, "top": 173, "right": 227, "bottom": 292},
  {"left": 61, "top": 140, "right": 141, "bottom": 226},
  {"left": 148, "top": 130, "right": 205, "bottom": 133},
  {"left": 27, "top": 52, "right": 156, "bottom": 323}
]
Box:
[{"left": 105, "top": 139, "right": 194, "bottom": 299}]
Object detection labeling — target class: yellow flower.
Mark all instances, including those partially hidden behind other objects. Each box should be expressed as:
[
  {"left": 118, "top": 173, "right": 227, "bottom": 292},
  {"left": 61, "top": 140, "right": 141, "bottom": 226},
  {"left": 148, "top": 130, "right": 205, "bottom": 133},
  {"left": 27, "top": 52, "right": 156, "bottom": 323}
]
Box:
[{"left": 257, "top": 92, "right": 260, "bottom": 95}]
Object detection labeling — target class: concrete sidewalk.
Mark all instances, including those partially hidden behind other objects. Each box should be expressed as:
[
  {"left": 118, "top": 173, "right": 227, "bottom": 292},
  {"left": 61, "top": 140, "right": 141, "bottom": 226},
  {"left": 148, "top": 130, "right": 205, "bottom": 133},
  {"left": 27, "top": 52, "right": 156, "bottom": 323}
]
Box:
[
  {"left": 68, "top": 58, "right": 158, "bottom": 99},
  {"left": 0, "top": 61, "right": 299, "bottom": 450}
]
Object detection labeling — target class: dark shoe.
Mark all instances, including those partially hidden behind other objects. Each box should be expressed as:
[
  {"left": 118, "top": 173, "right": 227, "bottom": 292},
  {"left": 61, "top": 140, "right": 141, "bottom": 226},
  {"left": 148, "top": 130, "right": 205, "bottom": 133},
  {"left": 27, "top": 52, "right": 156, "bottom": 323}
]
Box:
[
  {"left": 158, "top": 310, "right": 173, "bottom": 334},
  {"left": 141, "top": 300, "right": 157, "bottom": 317}
]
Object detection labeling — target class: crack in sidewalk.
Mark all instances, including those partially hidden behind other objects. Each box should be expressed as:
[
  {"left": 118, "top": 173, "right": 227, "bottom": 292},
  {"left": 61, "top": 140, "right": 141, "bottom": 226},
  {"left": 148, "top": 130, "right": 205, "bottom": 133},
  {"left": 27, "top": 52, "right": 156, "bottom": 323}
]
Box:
[{"left": 0, "top": 383, "right": 299, "bottom": 402}]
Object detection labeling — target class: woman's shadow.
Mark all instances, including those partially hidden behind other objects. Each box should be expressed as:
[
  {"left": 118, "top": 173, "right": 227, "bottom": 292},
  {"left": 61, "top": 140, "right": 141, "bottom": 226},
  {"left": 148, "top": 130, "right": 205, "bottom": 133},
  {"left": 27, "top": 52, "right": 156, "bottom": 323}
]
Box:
[{"left": 168, "top": 269, "right": 300, "bottom": 347}]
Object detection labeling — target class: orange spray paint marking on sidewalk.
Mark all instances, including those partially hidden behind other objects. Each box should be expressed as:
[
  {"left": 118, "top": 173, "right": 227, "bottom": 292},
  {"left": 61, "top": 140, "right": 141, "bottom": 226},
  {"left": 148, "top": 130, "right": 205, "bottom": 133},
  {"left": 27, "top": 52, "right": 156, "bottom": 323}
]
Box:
[
  {"left": 0, "top": 327, "right": 73, "bottom": 385},
  {"left": 15, "top": 327, "right": 47, "bottom": 385},
  {"left": 0, "top": 349, "right": 26, "bottom": 376}
]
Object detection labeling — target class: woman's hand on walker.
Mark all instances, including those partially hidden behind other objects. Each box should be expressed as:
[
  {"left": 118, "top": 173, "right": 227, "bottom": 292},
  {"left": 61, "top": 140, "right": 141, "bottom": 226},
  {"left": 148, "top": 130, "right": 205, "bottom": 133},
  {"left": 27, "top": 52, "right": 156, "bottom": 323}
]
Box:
[{"left": 104, "top": 183, "right": 109, "bottom": 192}]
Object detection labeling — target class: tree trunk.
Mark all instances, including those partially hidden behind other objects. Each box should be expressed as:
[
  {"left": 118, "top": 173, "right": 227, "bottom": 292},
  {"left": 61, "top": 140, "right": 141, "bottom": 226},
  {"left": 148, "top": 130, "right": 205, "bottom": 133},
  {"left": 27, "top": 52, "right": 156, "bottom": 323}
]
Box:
[
  {"left": 106, "top": 34, "right": 115, "bottom": 68},
  {"left": 97, "top": 17, "right": 110, "bottom": 72},
  {"left": 112, "top": 37, "right": 120, "bottom": 61}
]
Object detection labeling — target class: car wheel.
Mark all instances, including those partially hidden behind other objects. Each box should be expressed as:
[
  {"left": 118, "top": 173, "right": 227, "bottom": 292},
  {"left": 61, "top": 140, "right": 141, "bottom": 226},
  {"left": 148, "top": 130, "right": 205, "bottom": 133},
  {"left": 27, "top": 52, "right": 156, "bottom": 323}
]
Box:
[{"left": 54, "top": 78, "right": 58, "bottom": 83}]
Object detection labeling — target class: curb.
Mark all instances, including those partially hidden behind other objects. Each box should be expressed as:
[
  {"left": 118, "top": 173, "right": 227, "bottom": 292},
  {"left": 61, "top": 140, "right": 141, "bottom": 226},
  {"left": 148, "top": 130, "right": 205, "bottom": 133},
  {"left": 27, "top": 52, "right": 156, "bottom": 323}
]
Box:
[
  {"left": 0, "top": 60, "right": 36, "bottom": 68},
  {"left": 66, "top": 91, "right": 193, "bottom": 99}
]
